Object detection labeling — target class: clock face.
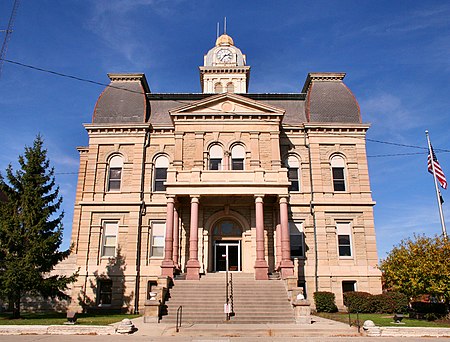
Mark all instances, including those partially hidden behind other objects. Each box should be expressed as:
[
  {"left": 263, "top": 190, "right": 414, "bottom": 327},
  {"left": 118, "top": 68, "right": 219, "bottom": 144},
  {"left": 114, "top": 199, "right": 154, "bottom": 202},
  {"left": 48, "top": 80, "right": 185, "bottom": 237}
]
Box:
[{"left": 216, "top": 49, "right": 233, "bottom": 63}]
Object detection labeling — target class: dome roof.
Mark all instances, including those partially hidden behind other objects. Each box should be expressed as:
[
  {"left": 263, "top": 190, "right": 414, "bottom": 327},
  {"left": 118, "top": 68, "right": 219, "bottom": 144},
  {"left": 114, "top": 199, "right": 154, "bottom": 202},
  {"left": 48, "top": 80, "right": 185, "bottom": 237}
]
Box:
[{"left": 215, "top": 34, "right": 234, "bottom": 46}]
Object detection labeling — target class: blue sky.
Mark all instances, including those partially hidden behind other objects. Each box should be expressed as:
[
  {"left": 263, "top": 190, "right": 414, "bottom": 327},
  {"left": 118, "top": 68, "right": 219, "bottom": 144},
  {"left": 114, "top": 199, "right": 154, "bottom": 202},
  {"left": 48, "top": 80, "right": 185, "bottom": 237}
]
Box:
[{"left": 1, "top": 0, "right": 449, "bottom": 260}]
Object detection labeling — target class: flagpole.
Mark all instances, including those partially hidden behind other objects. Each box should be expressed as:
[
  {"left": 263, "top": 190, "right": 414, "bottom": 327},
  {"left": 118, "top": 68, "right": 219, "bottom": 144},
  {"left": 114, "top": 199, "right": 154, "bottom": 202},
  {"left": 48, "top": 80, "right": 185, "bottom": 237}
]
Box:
[{"left": 425, "top": 130, "right": 448, "bottom": 239}]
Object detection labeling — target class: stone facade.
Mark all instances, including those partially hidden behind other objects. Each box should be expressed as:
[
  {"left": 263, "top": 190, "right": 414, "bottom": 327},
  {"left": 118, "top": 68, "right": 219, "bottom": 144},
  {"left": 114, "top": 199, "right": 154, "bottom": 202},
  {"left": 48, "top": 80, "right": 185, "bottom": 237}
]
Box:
[{"left": 67, "top": 34, "right": 381, "bottom": 313}]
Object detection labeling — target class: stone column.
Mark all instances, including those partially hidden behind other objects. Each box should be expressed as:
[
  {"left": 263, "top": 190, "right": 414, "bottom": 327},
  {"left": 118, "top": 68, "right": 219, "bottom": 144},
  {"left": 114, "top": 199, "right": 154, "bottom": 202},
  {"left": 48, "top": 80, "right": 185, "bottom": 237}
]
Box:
[
  {"left": 186, "top": 196, "right": 200, "bottom": 280},
  {"left": 172, "top": 206, "right": 180, "bottom": 269},
  {"left": 279, "top": 196, "right": 294, "bottom": 278},
  {"left": 161, "top": 196, "right": 175, "bottom": 277},
  {"left": 275, "top": 223, "right": 282, "bottom": 270},
  {"left": 254, "top": 195, "right": 268, "bottom": 280}
]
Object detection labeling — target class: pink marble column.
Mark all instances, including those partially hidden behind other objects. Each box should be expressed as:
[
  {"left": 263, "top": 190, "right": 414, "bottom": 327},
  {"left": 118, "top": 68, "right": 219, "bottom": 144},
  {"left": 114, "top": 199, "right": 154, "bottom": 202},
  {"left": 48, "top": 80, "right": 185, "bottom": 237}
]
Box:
[
  {"left": 161, "top": 196, "right": 175, "bottom": 277},
  {"left": 279, "top": 196, "right": 294, "bottom": 278},
  {"left": 254, "top": 195, "right": 269, "bottom": 280},
  {"left": 172, "top": 206, "right": 180, "bottom": 269},
  {"left": 186, "top": 196, "right": 200, "bottom": 280},
  {"left": 275, "top": 223, "right": 282, "bottom": 270}
]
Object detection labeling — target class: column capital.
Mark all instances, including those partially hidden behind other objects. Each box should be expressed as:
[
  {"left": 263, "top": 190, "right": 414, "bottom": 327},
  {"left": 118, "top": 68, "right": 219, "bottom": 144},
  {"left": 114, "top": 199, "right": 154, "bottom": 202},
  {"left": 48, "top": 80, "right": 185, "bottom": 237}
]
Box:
[
  {"left": 190, "top": 195, "right": 200, "bottom": 203},
  {"left": 166, "top": 195, "right": 176, "bottom": 203},
  {"left": 279, "top": 195, "right": 289, "bottom": 204},
  {"left": 254, "top": 195, "right": 265, "bottom": 203}
]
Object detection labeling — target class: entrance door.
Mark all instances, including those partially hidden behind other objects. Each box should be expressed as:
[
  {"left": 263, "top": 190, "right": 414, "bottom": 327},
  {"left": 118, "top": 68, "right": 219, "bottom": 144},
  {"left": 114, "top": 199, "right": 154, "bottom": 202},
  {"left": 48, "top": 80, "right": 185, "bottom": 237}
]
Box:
[{"left": 214, "top": 241, "right": 241, "bottom": 272}]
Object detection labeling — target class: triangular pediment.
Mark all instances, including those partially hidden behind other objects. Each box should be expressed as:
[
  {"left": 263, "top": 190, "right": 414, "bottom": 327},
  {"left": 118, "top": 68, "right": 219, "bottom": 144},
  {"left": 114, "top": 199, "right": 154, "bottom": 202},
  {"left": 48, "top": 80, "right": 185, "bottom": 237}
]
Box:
[{"left": 169, "top": 93, "right": 285, "bottom": 117}]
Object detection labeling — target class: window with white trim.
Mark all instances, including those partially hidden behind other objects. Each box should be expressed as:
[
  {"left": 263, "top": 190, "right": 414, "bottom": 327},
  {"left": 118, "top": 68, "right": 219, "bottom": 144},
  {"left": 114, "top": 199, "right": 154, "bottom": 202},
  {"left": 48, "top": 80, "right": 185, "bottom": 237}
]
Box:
[
  {"left": 289, "top": 221, "right": 305, "bottom": 258},
  {"left": 231, "top": 144, "right": 245, "bottom": 170},
  {"left": 287, "top": 155, "right": 300, "bottom": 192},
  {"left": 108, "top": 155, "right": 123, "bottom": 191},
  {"left": 209, "top": 144, "right": 223, "bottom": 170},
  {"left": 153, "top": 155, "right": 169, "bottom": 192},
  {"left": 331, "top": 155, "right": 346, "bottom": 191},
  {"left": 337, "top": 222, "right": 352, "bottom": 257},
  {"left": 102, "top": 221, "right": 118, "bottom": 257},
  {"left": 151, "top": 222, "right": 165, "bottom": 257}
]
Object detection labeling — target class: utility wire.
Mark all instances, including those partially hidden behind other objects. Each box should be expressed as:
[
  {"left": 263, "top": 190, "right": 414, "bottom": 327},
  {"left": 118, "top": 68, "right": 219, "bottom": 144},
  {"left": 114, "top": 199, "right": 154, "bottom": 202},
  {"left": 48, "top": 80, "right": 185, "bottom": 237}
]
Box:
[{"left": 3, "top": 58, "right": 449, "bottom": 156}]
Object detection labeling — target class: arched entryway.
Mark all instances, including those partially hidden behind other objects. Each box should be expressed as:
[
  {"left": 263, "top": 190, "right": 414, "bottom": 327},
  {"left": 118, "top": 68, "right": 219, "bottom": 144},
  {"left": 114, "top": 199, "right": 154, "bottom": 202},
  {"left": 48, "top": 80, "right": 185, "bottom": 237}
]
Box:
[{"left": 212, "top": 219, "right": 242, "bottom": 272}]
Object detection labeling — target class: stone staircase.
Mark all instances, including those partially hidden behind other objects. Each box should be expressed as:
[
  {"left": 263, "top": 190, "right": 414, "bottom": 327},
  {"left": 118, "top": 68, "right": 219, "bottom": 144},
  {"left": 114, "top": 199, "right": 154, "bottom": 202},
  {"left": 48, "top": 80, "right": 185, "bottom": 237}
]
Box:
[{"left": 161, "top": 272, "right": 295, "bottom": 324}]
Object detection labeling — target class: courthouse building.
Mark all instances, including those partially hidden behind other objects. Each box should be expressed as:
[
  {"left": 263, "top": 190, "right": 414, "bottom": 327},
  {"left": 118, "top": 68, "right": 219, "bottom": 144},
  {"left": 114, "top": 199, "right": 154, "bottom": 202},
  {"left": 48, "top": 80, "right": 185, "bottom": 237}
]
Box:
[{"left": 68, "top": 33, "right": 381, "bottom": 313}]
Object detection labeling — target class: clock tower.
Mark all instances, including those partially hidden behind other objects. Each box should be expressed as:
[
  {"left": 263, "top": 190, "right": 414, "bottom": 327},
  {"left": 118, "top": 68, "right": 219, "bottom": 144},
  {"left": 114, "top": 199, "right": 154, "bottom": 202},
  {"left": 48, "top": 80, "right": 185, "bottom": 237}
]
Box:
[{"left": 200, "top": 33, "right": 250, "bottom": 93}]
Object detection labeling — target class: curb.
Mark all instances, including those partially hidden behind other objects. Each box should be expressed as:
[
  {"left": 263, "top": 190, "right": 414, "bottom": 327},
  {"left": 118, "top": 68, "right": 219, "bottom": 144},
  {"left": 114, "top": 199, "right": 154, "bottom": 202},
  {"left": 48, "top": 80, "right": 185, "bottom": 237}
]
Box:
[{"left": 0, "top": 325, "right": 116, "bottom": 335}]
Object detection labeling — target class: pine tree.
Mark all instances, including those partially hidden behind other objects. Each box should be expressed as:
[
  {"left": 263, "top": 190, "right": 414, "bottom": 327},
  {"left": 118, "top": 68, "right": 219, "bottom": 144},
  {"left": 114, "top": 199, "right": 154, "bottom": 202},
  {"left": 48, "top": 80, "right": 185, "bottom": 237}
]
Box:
[{"left": 0, "top": 135, "right": 77, "bottom": 318}]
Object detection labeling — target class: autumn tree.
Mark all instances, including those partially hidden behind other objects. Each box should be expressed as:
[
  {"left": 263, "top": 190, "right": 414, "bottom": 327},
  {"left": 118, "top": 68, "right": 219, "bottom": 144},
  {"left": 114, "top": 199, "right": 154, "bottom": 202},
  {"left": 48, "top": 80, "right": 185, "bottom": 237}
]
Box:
[
  {"left": 379, "top": 234, "right": 450, "bottom": 303},
  {"left": 0, "top": 135, "right": 76, "bottom": 318}
]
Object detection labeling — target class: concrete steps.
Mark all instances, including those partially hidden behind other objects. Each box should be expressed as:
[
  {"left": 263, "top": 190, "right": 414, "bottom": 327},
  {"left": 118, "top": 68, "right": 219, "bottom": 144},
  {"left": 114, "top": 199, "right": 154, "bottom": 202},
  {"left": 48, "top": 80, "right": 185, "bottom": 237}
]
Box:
[{"left": 161, "top": 273, "right": 295, "bottom": 324}]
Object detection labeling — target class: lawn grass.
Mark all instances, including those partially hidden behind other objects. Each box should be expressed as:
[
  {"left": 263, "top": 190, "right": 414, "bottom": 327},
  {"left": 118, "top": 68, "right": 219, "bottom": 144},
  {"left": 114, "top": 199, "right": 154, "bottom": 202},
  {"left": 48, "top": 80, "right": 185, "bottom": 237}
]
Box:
[
  {"left": 316, "top": 312, "right": 450, "bottom": 328},
  {"left": 0, "top": 312, "right": 140, "bottom": 325}
]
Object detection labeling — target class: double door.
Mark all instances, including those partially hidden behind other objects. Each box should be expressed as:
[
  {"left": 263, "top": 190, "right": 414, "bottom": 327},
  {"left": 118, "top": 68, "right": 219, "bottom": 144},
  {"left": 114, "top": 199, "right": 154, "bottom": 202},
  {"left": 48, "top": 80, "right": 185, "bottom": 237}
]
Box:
[{"left": 214, "top": 241, "right": 241, "bottom": 272}]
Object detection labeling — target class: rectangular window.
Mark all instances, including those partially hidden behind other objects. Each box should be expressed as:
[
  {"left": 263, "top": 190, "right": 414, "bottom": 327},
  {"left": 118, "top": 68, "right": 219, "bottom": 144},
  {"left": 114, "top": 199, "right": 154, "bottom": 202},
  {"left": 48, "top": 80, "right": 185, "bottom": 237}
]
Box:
[
  {"left": 231, "top": 158, "right": 244, "bottom": 170},
  {"left": 288, "top": 168, "right": 300, "bottom": 192},
  {"left": 154, "top": 167, "right": 167, "bottom": 191},
  {"left": 209, "top": 158, "right": 222, "bottom": 170},
  {"left": 151, "top": 222, "right": 165, "bottom": 257},
  {"left": 332, "top": 167, "right": 345, "bottom": 191},
  {"left": 337, "top": 222, "right": 352, "bottom": 257},
  {"left": 108, "top": 168, "right": 122, "bottom": 191},
  {"left": 102, "top": 222, "right": 118, "bottom": 257},
  {"left": 342, "top": 281, "right": 356, "bottom": 293},
  {"left": 97, "top": 279, "right": 112, "bottom": 306},
  {"left": 289, "top": 222, "right": 304, "bottom": 258}
]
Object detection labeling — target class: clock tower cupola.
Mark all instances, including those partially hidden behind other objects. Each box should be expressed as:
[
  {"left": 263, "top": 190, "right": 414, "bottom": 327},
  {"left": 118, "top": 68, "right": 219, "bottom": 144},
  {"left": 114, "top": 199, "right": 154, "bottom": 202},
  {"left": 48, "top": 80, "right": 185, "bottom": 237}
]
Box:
[{"left": 200, "top": 33, "right": 250, "bottom": 93}]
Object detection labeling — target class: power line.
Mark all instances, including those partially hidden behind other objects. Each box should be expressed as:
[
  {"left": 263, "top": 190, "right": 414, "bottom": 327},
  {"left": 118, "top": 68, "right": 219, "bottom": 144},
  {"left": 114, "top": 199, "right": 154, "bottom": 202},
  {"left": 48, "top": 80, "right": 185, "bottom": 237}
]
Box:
[{"left": 3, "top": 58, "right": 449, "bottom": 155}]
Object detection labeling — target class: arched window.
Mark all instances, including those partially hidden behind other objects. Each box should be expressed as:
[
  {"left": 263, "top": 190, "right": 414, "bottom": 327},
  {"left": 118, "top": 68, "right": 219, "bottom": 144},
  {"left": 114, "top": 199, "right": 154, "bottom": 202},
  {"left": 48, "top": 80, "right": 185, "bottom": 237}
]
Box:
[
  {"left": 287, "top": 155, "right": 300, "bottom": 192},
  {"left": 108, "top": 155, "right": 123, "bottom": 191},
  {"left": 209, "top": 144, "right": 223, "bottom": 170},
  {"left": 331, "top": 155, "right": 346, "bottom": 191},
  {"left": 226, "top": 82, "right": 234, "bottom": 93},
  {"left": 153, "top": 155, "right": 169, "bottom": 192},
  {"left": 231, "top": 144, "right": 245, "bottom": 170},
  {"left": 214, "top": 82, "right": 223, "bottom": 93}
]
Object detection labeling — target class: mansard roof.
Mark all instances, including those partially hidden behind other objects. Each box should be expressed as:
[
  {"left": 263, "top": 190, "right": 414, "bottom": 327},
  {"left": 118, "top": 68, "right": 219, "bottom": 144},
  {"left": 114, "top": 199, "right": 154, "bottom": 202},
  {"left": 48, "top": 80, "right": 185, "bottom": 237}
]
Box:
[{"left": 91, "top": 73, "right": 362, "bottom": 126}]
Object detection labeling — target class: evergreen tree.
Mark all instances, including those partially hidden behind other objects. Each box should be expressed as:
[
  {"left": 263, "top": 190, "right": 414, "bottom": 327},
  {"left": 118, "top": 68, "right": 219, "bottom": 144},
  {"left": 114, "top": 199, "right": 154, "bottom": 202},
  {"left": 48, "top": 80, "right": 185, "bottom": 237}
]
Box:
[{"left": 0, "top": 135, "right": 76, "bottom": 318}]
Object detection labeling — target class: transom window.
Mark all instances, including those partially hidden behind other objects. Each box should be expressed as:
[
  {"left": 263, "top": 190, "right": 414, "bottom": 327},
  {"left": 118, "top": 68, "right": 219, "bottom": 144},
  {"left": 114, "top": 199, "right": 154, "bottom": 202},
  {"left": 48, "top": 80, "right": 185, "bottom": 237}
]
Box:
[
  {"left": 153, "top": 155, "right": 169, "bottom": 192},
  {"left": 287, "top": 155, "right": 300, "bottom": 192},
  {"left": 331, "top": 155, "right": 346, "bottom": 192},
  {"left": 213, "top": 220, "right": 242, "bottom": 237},
  {"left": 209, "top": 144, "right": 223, "bottom": 170},
  {"left": 108, "top": 155, "right": 123, "bottom": 191},
  {"left": 231, "top": 145, "right": 245, "bottom": 170}
]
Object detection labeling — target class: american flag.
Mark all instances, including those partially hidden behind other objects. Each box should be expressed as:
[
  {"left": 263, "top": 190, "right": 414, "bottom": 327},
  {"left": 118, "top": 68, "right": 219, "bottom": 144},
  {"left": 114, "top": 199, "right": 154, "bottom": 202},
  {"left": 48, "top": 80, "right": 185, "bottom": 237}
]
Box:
[{"left": 428, "top": 145, "right": 448, "bottom": 189}]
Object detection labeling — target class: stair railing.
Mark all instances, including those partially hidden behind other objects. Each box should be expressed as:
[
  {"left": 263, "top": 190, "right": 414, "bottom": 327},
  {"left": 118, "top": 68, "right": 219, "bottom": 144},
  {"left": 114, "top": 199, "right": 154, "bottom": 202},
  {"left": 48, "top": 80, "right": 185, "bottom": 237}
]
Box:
[
  {"left": 229, "top": 273, "right": 235, "bottom": 317},
  {"left": 176, "top": 305, "right": 182, "bottom": 332}
]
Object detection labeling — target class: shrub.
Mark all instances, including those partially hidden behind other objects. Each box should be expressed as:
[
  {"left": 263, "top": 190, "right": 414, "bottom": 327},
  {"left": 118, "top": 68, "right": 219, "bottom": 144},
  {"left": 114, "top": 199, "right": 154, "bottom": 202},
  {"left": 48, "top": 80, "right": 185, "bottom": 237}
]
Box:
[
  {"left": 343, "top": 291, "right": 374, "bottom": 313},
  {"left": 410, "top": 302, "right": 448, "bottom": 320},
  {"left": 373, "top": 292, "right": 408, "bottom": 314},
  {"left": 314, "top": 292, "right": 338, "bottom": 312}
]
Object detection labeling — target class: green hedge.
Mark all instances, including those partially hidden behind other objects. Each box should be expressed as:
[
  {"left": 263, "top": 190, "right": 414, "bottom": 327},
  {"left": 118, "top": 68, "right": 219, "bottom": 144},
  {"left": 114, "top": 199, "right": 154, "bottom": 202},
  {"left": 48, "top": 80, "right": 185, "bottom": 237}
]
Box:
[
  {"left": 410, "top": 302, "right": 448, "bottom": 321},
  {"left": 313, "top": 291, "right": 338, "bottom": 313},
  {"left": 344, "top": 291, "right": 408, "bottom": 313}
]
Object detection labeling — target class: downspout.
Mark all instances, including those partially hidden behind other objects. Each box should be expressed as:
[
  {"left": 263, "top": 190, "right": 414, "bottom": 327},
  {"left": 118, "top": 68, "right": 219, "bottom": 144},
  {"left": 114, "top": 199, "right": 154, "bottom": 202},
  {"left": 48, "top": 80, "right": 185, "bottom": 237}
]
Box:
[
  {"left": 306, "top": 128, "right": 319, "bottom": 293},
  {"left": 134, "top": 130, "right": 150, "bottom": 314}
]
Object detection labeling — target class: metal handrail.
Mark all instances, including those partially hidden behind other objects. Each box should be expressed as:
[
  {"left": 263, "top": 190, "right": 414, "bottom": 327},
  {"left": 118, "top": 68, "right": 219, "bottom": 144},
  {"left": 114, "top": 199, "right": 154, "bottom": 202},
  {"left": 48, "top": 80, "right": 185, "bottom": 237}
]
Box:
[
  {"left": 229, "top": 273, "right": 235, "bottom": 317},
  {"left": 176, "top": 305, "right": 182, "bottom": 332}
]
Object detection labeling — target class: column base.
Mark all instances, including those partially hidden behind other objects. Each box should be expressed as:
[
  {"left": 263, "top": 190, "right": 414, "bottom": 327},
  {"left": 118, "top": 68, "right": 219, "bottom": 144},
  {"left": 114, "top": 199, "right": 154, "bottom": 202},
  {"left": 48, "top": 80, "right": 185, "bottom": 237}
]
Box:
[
  {"left": 254, "top": 260, "right": 269, "bottom": 280},
  {"left": 280, "top": 259, "right": 294, "bottom": 279},
  {"left": 161, "top": 260, "right": 175, "bottom": 278},
  {"left": 186, "top": 259, "right": 200, "bottom": 280}
]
